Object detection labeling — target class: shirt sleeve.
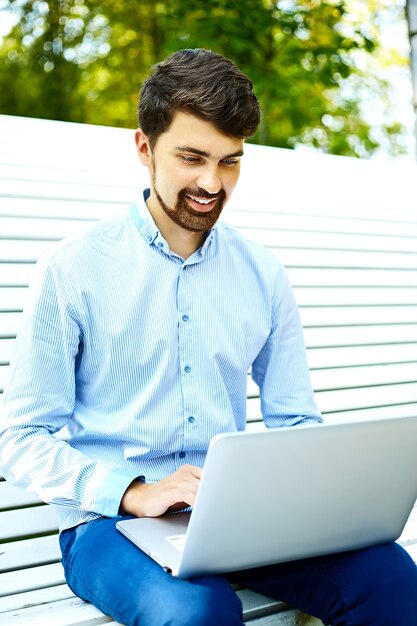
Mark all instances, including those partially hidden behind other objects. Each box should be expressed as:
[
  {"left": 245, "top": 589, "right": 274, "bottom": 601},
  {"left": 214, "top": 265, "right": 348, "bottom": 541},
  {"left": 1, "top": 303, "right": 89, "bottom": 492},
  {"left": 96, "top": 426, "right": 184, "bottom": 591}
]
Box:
[
  {"left": 252, "top": 264, "right": 323, "bottom": 428},
  {"left": 0, "top": 256, "right": 139, "bottom": 517}
]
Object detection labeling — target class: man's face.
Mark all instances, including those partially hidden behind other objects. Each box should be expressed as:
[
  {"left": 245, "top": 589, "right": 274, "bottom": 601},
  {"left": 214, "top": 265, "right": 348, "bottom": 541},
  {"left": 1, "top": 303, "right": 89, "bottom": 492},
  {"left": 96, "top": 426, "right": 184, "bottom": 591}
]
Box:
[{"left": 137, "top": 111, "right": 244, "bottom": 232}]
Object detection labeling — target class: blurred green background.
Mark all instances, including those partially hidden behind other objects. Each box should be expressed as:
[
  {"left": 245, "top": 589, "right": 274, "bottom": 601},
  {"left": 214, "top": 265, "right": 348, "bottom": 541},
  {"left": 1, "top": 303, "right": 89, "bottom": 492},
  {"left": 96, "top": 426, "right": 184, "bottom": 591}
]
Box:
[{"left": 0, "top": 0, "right": 414, "bottom": 158}]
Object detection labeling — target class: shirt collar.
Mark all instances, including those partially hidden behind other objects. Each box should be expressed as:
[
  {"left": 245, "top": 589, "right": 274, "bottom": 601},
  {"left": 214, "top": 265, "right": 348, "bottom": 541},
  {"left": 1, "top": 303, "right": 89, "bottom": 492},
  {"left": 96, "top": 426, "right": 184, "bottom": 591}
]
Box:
[
  {"left": 130, "top": 189, "right": 159, "bottom": 247},
  {"left": 130, "top": 189, "right": 217, "bottom": 260}
]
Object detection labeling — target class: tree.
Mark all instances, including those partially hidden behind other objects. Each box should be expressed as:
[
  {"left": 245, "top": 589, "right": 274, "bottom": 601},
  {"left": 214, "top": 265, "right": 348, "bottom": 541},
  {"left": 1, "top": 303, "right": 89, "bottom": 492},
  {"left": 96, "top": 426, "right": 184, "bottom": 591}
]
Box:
[{"left": 0, "top": 0, "right": 411, "bottom": 156}]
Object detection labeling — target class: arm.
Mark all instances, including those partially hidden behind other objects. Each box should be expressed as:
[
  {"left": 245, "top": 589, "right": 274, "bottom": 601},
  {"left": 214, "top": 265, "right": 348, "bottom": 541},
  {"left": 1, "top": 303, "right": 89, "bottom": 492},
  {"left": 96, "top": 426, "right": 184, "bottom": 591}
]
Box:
[
  {"left": 0, "top": 258, "right": 138, "bottom": 517},
  {"left": 252, "top": 265, "right": 323, "bottom": 428}
]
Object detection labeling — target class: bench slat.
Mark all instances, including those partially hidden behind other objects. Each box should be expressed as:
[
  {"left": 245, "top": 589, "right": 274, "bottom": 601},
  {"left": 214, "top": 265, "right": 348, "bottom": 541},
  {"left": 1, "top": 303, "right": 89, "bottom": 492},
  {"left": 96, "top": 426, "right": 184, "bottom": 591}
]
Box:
[
  {"left": 304, "top": 324, "right": 417, "bottom": 347},
  {"left": 242, "top": 612, "right": 304, "bottom": 625},
  {"left": 246, "top": 362, "right": 417, "bottom": 397},
  {"left": 1, "top": 366, "right": 12, "bottom": 392},
  {"left": 247, "top": 383, "right": 417, "bottom": 419},
  {"left": 296, "top": 288, "right": 417, "bottom": 307},
  {"left": 245, "top": 228, "right": 417, "bottom": 254},
  {"left": 0, "top": 240, "right": 54, "bottom": 261},
  {"left": 312, "top": 362, "right": 417, "bottom": 390},
  {"left": 0, "top": 562, "right": 65, "bottom": 598},
  {"left": 249, "top": 361, "right": 417, "bottom": 394},
  {"left": 0, "top": 595, "right": 114, "bottom": 625},
  {"left": 0, "top": 217, "right": 95, "bottom": 240},
  {"left": 0, "top": 480, "right": 42, "bottom": 510},
  {"left": 300, "top": 306, "right": 417, "bottom": 327},
  {"left": 274, "top": 248, "right": 417, "bottom": 270},
  {"left": 324, "top": 403, "right": 417, "bottom": 423},
  {"left": 228, "top": 209, "right": 417, "bottom": 237},
  {"left": 315, "top": 383, "right": 417, "bottom": 414},
  {"left": 0, "top": 263, "right": 34, "bottom": 286},
  {"left": 0, "top": 590, "right": 311, "bottom": 626},
  {"left": 0, "top": 178, "right": 136, "bottom": 204},
  {"left": 0, "top": 312, "right": 24, "bottom": 337},
  {"left": 236, "top": 589, "right": 288, "bottom": 621},
  {"left": 229, "top": 188, "right": 417, "bottom": 217},
  {"left": 0, "top": 534, "right": 60, "bottom": 572},
  {"left": 0, "top": 340, "right": 15, "bottom": 364},
  {"left": 289, "top": 267, "right": 417, "bottom": 288},
  {"left": 306, "top": 344, "right": 417, "bottom": 369},
  {"left": 0, "top": 196, "right": 129, "bottom": 220},
  {"left": 0, "top": 584, "right": 74, "bottom": 615},
  {"left": 0, "top": 505, "right": 59, "bottom": 542},
  {"left": 0, "top": 288, "right": 27, "bottom": 311},
  {"left": 0, "top": 163, "right": 138, "bottom": 188}
]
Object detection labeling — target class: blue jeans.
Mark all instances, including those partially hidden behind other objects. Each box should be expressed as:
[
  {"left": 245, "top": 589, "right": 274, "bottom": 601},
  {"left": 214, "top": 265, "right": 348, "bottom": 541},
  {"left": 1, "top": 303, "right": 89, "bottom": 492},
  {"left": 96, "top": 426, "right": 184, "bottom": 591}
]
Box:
[{"left": 60, "top": 516, "right": 417, "bottom": 626}]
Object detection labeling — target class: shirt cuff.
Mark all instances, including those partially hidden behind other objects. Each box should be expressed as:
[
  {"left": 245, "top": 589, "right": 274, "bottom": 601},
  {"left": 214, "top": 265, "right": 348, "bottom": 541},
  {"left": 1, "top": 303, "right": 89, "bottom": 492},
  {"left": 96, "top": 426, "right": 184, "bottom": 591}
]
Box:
[{"left": 94, "top": 467, "right": 144, "bottom": 518}]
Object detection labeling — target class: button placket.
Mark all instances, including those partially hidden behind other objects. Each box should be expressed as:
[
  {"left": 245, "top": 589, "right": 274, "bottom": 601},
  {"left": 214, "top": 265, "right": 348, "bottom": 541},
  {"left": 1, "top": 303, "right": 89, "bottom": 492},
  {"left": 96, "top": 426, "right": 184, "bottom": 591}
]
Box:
[{"left": 177, "top": 265, "right": 199, "bottom": 454}]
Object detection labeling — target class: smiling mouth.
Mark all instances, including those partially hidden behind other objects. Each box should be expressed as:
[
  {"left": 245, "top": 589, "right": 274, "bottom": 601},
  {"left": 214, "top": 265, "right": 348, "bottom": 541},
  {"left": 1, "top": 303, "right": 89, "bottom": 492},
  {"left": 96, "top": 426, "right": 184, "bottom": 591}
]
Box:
[{"left": 185, "top": 194, "right": 219, "bottom": 212}]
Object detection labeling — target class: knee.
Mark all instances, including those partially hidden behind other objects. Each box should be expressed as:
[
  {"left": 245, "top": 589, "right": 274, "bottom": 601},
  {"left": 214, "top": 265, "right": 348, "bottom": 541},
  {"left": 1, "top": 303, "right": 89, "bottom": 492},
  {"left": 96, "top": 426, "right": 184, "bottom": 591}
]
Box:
[
  {"left": 361, "top": 543, "right": 417, "bottom": 623},
  {"left": 168, "top": 598, "right": 242, "bottom": 626},
  {"left": 381, "top": 544, "right": 417, "bottom": 608},
  {"left": 144, "top": 577, "right": 243, "bottom": 626}
]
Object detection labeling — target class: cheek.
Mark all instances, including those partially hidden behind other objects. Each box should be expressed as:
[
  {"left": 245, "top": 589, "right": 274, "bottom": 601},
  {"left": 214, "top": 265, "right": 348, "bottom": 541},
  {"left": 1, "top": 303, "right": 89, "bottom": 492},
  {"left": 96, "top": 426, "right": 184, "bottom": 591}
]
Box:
[
  {"left": 164, "top": 166, "right": 194, "bottom": 193},
  {"left": 224, "top": 171, "right": 240, "bottom": 196}
]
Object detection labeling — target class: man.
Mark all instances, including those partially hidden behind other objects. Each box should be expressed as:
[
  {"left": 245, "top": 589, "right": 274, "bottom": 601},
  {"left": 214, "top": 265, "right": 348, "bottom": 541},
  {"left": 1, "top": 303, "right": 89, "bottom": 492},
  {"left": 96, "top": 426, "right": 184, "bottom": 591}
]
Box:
[{"left": 1, "top": 48, "right": 416, "bottom": 625}]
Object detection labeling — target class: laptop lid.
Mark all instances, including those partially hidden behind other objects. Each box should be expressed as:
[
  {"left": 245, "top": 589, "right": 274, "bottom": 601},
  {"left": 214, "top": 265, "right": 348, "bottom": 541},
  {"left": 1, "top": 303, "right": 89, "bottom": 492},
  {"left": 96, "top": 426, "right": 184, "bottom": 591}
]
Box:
[{"left": 117, "top": 416, "right": 417, "bottom": 578}]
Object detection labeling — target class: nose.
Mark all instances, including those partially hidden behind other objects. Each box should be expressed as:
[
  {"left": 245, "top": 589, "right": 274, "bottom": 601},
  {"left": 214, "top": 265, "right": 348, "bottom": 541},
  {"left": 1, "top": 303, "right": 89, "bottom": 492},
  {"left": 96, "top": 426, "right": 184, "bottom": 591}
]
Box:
[{"left": 196, "top": 166, "right": 221, "bottom": 195}]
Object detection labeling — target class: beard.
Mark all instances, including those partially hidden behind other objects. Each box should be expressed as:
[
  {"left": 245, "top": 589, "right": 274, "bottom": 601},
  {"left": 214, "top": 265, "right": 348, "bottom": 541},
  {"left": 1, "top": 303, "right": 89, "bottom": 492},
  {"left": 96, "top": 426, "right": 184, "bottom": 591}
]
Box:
[{"left": 152, "top": 174, "right": 226, "bottom": 232}]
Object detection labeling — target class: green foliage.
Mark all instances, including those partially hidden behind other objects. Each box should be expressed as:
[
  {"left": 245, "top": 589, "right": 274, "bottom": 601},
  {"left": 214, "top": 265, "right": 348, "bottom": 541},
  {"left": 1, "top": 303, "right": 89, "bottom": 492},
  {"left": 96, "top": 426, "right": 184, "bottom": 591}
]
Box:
[{"left": 0, "top": 0, "right": 411, "bottom": 156}]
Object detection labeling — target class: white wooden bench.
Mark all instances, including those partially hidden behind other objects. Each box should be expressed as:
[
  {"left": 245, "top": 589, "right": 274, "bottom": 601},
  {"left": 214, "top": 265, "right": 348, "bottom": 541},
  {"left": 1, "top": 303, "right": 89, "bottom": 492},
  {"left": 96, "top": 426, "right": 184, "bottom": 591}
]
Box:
[{"left": 1, "top": 114, "right": 417, "bottom": 625}]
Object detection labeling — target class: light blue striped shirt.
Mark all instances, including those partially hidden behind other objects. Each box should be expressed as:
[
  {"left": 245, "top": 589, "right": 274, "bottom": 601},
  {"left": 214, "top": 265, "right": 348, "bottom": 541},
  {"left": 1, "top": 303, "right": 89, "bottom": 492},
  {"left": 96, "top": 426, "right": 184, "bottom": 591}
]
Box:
[{"left": 0, "top": 192, "right": 322, "bottom": 531}]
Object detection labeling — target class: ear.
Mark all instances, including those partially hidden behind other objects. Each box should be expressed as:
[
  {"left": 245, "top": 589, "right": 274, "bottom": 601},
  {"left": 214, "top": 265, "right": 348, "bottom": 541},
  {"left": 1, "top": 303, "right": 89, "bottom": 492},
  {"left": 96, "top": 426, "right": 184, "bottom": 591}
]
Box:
[{"left": 135, "top": 129, "right": 152, "bottom": 166}]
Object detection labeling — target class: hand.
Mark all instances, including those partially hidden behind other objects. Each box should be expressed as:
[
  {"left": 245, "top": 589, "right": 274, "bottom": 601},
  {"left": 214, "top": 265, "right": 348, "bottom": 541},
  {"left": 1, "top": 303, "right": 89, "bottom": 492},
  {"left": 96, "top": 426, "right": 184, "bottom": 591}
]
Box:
[{"left": 120, "top": 464, "right": 202, "bottom": 518}]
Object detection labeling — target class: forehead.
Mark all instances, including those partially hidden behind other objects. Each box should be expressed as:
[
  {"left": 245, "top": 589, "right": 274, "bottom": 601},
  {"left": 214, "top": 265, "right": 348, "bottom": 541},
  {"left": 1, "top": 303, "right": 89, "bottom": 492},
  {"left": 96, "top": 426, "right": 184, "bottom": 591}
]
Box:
[{"left": 154, "top": 111, "right": 244, "bottom": 158}]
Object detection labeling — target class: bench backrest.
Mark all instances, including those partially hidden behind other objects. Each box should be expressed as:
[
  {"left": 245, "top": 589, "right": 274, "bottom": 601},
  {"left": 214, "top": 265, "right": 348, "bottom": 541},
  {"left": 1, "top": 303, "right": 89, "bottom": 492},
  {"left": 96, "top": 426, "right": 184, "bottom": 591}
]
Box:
[{"left": 1, "top": 114, "right": 417, "bottom": 426}]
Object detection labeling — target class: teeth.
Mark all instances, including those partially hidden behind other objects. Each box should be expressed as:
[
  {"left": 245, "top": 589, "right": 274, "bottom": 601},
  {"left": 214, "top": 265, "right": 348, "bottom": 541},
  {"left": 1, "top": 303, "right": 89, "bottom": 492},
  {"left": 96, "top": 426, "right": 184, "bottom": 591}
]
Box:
[{"left": 187, "top": 195, "right": 215, "bottom": 205}]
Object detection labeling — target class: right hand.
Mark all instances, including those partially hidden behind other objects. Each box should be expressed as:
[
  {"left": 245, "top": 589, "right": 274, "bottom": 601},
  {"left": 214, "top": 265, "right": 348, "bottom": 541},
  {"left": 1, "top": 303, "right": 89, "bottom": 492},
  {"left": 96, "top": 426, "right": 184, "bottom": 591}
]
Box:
[{"left": 120, "top": 464, "right": 202, "bottom": 518}]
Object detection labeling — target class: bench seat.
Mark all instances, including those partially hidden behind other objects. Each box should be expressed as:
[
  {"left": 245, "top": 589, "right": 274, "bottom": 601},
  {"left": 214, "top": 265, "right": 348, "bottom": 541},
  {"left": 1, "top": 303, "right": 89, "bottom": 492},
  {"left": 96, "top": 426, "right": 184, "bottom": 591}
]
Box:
[{"left": 1, "top": 114, "right": 417, "bottom": 625}]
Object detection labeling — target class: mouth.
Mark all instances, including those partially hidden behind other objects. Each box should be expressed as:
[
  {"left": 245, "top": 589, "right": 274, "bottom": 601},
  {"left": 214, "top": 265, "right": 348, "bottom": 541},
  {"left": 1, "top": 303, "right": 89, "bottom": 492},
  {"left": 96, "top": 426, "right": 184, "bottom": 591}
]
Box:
[{"left": 184, "top": 194, "right": 219, "bottom": 213}]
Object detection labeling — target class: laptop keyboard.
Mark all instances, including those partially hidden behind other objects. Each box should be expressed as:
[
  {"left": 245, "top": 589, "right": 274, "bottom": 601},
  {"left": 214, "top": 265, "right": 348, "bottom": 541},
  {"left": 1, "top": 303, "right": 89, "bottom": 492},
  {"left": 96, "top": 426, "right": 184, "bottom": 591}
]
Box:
[{"left": 165, "top": 534, "right": 186, "bottom": 551}]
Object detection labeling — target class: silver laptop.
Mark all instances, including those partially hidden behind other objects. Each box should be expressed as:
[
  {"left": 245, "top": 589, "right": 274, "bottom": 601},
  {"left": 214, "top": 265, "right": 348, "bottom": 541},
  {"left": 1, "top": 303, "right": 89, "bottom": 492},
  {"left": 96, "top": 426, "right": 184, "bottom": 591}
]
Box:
[{"left": 116, "top": 416, "right": 417, "bottom": 578}]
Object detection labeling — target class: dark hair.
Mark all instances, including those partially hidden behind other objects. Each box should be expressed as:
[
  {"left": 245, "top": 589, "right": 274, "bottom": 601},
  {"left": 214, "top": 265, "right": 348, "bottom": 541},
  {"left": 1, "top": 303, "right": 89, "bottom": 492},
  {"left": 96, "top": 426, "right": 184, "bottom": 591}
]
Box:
[{"left": 138, "top": 48, "right": 260, "bottom": 147}]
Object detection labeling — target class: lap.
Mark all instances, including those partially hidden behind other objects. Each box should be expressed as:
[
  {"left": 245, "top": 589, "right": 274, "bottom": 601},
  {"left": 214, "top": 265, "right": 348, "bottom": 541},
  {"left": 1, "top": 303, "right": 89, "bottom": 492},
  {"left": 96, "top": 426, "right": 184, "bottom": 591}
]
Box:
[
  {"left": 60, "top": 516, "right": 417, "bottom": 626},
  {"left": 238, "top": 542, "right": 417, "bottom": 625},
  {"left": 59, "top": 516, "right": 243, "bottom": 626}
]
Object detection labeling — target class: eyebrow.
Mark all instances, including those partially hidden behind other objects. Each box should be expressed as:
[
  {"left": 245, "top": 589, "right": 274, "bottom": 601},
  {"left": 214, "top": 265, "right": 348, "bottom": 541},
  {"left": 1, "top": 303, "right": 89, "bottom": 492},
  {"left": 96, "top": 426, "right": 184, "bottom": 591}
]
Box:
[{"left": 175, "top": 146, "right": 244, "bottom": 159}]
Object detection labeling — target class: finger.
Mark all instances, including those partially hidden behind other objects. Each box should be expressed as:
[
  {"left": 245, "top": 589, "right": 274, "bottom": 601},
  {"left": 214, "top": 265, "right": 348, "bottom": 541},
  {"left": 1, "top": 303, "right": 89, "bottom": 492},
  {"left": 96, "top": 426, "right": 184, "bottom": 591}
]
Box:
[
  {"left": 179, "top": 464, "right": 202, "bottom": 479},
  {"left": 191, "top": 466, "right": 203, "bottom": 479}
]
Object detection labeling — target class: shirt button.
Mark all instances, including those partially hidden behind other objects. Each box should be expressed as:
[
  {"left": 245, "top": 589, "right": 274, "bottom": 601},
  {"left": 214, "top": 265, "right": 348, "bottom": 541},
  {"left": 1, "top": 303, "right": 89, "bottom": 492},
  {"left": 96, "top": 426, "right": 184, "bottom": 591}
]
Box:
[
  {"left": 184, "top": 365, "right": 191, "bottom": 373},
  {"left": 182, "top": 315, "right": 189, "bottom": 322},
  {"left": 157, "top": 242, "right": 163, "bottom": 248},
  {"left": 179, "top": 451, "right": 186, "bottom": 459},
  {"left": 188, "top": 416, "right": 195, "bottom": 423}
]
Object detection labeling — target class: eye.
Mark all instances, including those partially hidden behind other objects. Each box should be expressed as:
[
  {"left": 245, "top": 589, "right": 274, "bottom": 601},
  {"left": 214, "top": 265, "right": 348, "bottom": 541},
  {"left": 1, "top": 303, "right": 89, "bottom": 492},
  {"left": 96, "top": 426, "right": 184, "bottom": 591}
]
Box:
[
  {"left": 181, "top": 155, "right": 201, "bottom": 164},
  {"left": 222, "top": 159, "right": 240, "bottom": 167}
]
